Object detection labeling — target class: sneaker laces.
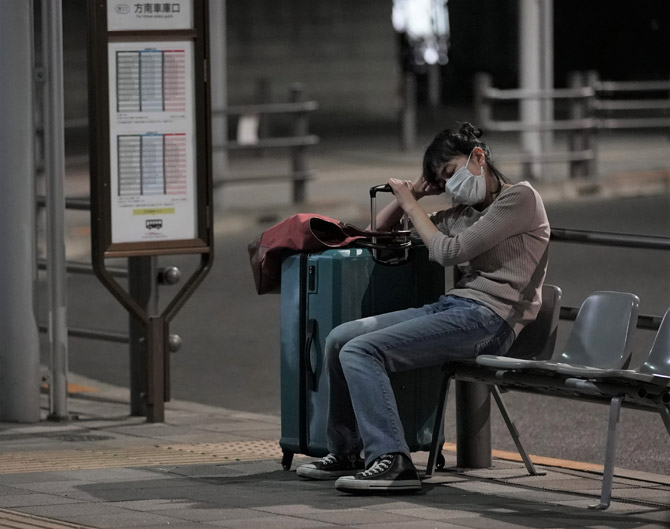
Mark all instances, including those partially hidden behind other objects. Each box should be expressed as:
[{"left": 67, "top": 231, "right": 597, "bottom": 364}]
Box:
[
  {"left": 358, "top": 454, "right": 393, "bottom": 478},
  {"left": 318, "top": 453, "right": 340, "bottom": 465}
]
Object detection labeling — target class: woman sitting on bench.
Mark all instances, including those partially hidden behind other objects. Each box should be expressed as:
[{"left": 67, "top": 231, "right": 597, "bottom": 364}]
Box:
[{"left": 297, "top": 122, "right": 551, "bottom": 494}]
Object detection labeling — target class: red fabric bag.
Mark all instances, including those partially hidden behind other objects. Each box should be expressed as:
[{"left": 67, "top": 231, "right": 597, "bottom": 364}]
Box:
[{"left": 248, "top": 214, "right": 368, "bottom": 294}]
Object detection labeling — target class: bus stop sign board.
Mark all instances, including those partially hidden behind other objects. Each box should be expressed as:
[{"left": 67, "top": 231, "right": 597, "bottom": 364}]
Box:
[
  {"left": 87, "top": 0, "right": 212, "bottom": 422},
  {"left": 89, "top": 0, "right": 212, "bottom": 258}
]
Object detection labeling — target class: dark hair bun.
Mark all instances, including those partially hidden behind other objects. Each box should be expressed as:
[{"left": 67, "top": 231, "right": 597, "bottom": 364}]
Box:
[{"left": 458, "top": 122, "right": 483, "bottom": 140}]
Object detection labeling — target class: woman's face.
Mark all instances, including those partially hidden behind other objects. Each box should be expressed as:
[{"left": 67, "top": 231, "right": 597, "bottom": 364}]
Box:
[{"left": 434, "top": 153, "right": 472, "bottom": 189}]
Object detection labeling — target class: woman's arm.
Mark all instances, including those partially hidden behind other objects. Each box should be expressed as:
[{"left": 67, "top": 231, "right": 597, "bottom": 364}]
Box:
[
  {"left": 390, "top": 180, "right": 542, "bottom": 266},
  {"left": 369, "top": 176, "right": 444, "bottom": 231},
  {"left": 367, "top": 198, "right": 406, "bottom": 231},
  {"left": 428, "top": 185, "right": 542, "bottom": 266}
]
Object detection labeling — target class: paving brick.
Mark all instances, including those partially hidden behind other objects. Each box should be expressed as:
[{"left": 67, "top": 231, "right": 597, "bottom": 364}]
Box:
[
  {"left": 166, "top": 506, "right": 274, "bottom": 523},
  {"left": 0, "top": 493, "right": 85, "bottom": 508},
  {"left": 19, "top": 502, "right": 135, "bottom": 518},
  {"left": 206, "top": 516, "right": 335, "bottom": 528},
  {"left": 65, "top": 511, "right": 180, "bottom": 528}
]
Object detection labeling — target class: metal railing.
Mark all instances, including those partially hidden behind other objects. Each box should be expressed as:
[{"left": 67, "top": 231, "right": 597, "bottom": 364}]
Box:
[
  {"left": 588, "top": 73, "right": 670, "bottom": 130},
  {"left": 474, "top": 71, "right": 670, "bottom": 180},
  {"left": 474, "top": 72, "right": 598, "bottom": 179},
  {"left": 549, "top": 227, "right": 669, "bottom": 331},
  {"left": 211, "top": 83, "right": 319, "bottom": 204}
]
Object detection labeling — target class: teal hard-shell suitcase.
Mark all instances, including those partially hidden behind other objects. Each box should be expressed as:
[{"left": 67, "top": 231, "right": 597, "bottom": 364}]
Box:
[{"left": 279, "top": 245, "right": 446, "bottom": 471}]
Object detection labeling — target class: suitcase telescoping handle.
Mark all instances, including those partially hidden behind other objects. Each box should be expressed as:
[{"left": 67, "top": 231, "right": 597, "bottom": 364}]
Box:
[
  {"left": 369, "top": 184, "right": 391, "bottom": 232},
  {"left": 369, "top": 184, "right": 409, "bottom": 232},
  {"left": 369, "top": 184, "right": 410, "bottom": 261}
]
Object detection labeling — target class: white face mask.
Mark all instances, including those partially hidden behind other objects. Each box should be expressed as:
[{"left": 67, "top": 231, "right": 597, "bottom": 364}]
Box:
[{"left": 445, "top": 150, "right": 486, "bottom": 205}]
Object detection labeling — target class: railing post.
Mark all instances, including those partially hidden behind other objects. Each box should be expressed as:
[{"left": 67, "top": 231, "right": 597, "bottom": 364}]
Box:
[
  {"left": 208, "top": 0, "right": 228, "bottom": 178},
  {"left": 474, "top": 73, "right": 492, "bottom": 129},
  {"left": 568, "top": 71, "right": 585, "bottom": 179},
  {"left": 255, "top": 76, "right": 272, "bottom": 151},
  {"left": 585, "top": 70, "right": 600, "bottom": 180},
  {"left": 290, "top": 83, "right": 308, "bottom": 204}
]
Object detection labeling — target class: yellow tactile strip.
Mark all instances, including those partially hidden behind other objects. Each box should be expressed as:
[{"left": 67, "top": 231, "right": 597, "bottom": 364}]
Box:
[
  {"left": 438, "top": 442, "right": 606, "bottom": 473},
  {"left": 0, "top": 438, "right": 631, "bottom": 478},
  {"left": 0, "top": 440, "right": 286, "bottom": 475},
  {"left": 0, "top": 507, "right": 95, "bottom": 529}
]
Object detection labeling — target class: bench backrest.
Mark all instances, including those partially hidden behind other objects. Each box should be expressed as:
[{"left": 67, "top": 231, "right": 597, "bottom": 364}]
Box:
[
  {"left": 640, "top": 307, "right": 670, "bottom": 376},
  {"left": 506, "top": 284, "right": 562, "bottom": 361},
  {"left": 558, "top": 291, "right": 640, "bottom": 369}
]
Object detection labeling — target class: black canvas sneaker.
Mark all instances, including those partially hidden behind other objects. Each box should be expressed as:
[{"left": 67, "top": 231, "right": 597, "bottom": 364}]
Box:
[
  {"left": 334, "top": 453, "right": 422, "bottom": 493},
  {"left": 296, "top": 453, "right": 365, "bottom": 480}
]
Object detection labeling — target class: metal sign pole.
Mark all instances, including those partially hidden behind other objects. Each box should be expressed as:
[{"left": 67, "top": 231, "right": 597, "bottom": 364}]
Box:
[
  {"left": 128, "top": 256, "right": 153, "bottom": 416},
  {"left": 146, "top": 317, "right": 167, "bottom": 422},
  {"left": 42, "top": 0, "right": 70, "bottom": 421},
  {"left": 88, "top": 0, "right": 213, "bottom": 422}
]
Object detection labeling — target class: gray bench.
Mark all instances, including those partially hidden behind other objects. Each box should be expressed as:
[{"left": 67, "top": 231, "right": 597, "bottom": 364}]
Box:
[{"left": 426, "top": 287, "right": 670, "bottom": 510}]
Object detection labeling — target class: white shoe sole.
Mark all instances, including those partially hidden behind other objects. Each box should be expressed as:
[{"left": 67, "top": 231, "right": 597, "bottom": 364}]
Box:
[
  {"left": 296, "top": 466, "right": 360, "bottom": 480},
  {"left": 334, "top": 476, "right": 422, "bottom": 492}
]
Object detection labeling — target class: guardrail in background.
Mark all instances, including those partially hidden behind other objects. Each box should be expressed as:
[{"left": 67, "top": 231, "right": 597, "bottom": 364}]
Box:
[
  {"left": 549, "top": 227, "right": 669, "bottom": 331},
  {"left": 474, "top": 72, "right": 598, "bottom": 180},
  {"left": 588, "top": 72, "right": 670, "bottom": 131},
  {"left": 474, "top": 71, "right": 670, "bottom": 180},
  {"left": 211, "top": 83, "right": 319, "bottom": 204}
]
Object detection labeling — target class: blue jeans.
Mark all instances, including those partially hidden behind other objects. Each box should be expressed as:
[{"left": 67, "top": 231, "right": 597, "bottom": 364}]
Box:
[{"left": 325, "top": 294, "right": 514, "bottom": 466}]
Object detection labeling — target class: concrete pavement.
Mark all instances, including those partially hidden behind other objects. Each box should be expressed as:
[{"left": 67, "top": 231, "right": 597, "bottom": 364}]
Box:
[{"left": 0, "top": 374, "right": 668, "bottom": 529}]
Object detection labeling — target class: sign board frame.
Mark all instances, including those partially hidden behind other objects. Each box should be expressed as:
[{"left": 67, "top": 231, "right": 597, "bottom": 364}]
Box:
[
  {"left": 87, "top": 0, "right": 213, "bottom": 422},
  {"left": 89, "top": 0, "right": 212, "bottom": 258}
]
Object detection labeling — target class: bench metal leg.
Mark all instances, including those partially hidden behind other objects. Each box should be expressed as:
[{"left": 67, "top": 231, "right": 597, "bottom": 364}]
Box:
[
  {"left": 425, "top": 373, "right": 451, "bottom": 478},
  {"left": 660, "top": 406, "right": 670, "bottom": 436},
  {"left": 589, "top": 395, "right": 622, "bottom": 511},
  {"left": 490, "top": 385, "right": 545, "bottom": 476}
]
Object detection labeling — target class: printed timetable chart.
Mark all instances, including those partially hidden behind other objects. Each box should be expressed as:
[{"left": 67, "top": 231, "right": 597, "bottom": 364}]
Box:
[
  {"left": 116, "top": 49, "right": 187, "bottom": 113},
  {"left": 108, "top": 40, "right": 196, "bottom": 244},
  {"left": 117, "top": 133, "right": 187, "bottom": 196}
]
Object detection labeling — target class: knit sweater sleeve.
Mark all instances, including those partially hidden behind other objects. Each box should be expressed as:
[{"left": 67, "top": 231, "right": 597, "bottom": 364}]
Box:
[{"left": 428, "top": 184, "right": 539, "bottom": 266}]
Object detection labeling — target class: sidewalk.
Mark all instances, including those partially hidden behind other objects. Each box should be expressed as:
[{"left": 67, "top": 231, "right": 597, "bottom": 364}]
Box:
[{"left": 0, "top": 376, "right": 668, "bottom": 529}]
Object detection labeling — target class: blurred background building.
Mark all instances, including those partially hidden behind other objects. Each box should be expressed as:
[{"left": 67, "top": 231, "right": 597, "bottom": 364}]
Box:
[{"left": 57, "top": 0, "right": 669, "bottom": 153}]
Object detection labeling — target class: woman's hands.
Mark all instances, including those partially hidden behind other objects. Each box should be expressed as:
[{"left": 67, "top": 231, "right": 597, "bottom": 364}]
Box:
[
  {"left": 387, "top": 177, "right": 440, "bottom": 247},
  {"left": 388, "top": 175, "right": 443, "bottom": 213},
  {"left": 370, "top": 175, "right": 443, "bottom": 233},
  {"left": 411, "top": 174, "right": 444, "bottom": 199},
  {"left": 387, "top": 179, "right": 417, "bottom": 213}
]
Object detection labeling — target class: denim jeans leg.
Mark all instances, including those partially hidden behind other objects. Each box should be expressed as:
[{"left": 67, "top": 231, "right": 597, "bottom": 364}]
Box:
[
  {"left": 325, "top": 305, "right": 435, "bottom": 456},
  {"left": 336, "top": 295, "right": 514, "bottom": 466}
]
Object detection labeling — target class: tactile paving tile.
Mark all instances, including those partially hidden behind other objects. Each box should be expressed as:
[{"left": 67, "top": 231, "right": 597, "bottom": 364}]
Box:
[{"left": 0, "top": 439, "right": 285, "bottom": 474}]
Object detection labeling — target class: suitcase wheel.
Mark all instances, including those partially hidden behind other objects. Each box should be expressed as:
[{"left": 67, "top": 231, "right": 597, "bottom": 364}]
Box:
[
  {"left": 281, "top": 450, "right": 294, "bottom": 471},
  {"left": 435, "top": 452, "right": 445, "bottom": 471}
]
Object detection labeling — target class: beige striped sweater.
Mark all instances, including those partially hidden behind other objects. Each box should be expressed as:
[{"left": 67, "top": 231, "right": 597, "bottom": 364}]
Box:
[{"left": 426, "top": 181, "right": 550, "bottom": 336}]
